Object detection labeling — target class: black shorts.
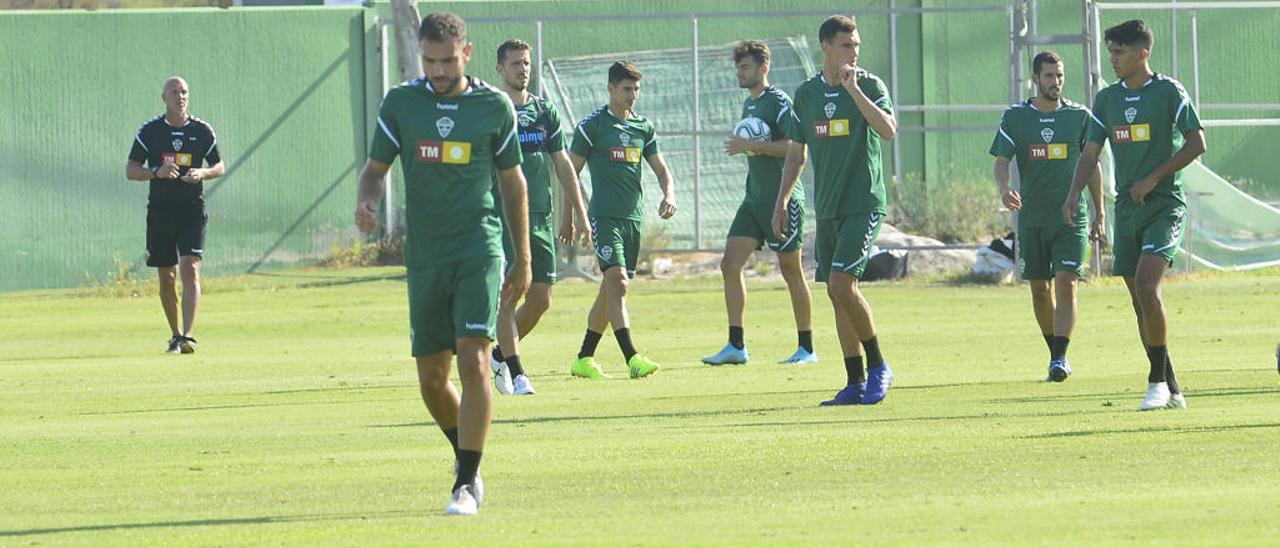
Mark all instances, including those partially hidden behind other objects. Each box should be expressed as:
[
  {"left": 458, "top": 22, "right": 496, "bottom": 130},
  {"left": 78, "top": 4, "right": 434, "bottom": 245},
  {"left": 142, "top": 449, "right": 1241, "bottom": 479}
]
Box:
[{"left": 146, "top": 205, "right": 207, "bottom": 268}]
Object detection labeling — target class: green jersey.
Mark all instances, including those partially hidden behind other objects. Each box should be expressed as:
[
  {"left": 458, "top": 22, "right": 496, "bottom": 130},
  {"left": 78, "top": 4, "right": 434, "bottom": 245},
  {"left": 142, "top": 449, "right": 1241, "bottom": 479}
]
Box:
[
  {"left": 740, "top": 86, "right": 803, "bottom": 206},
  {"left": 570, "top": 105, "right": 660, "bottom": 220},
  {"left": 989, "top": 98, "right": 1090, "bottom": 227},
  {"left": 370, "top": 76, "right": 522, "bottom": 267},
  {"left": 1086, "top": 74, "right": 1202, "bottom": 212},
  {"left": 492, "top": 96, "right": 566, "bottom": 215},
  {"left": 788, "top": 70, "right": 892, "bottom": 219}
]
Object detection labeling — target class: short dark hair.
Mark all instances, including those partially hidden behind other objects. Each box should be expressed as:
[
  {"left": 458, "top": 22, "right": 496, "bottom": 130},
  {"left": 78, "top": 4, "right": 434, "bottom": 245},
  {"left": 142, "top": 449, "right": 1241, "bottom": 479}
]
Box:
[
  {"left": 419, "top": 12, "right": 466, "bottom": 43},
  {"left": 608, "top": 61, "right": 642, "bottom": 85},
  {"left": 819, "top": 15, "right": 857, "bottom": 44},
  {"left": 1104, "top": 19, "right": 1154, "bottom": 50},
  {"left": 1032, "top": 51, "right": 1062, "bottom": 76},
  {"left": 497, "top": 39, "right": 531, "bottom": 64},
  {"left": 733, "top": 40, "right": 770, "bottom": 66}
]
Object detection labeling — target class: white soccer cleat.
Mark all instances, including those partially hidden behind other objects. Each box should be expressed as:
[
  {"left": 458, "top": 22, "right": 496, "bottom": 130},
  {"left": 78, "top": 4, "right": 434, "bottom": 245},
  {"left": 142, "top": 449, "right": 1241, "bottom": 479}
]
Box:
[
  {"left": 1139, "top": 382, "right": 1171, "bottom": 411},
  {"left": 513, "top": 374, "right": 536, "bottom": 395},
  {"left": 492, "top": 360, "right": 514, "bottom": 395},
  {"left": 452, "top": 462, "right": 484, "bottom": 505},
  {"left": 1166, "top": 392, "right": 1187, "bottom": 409},
  {"left": 444, "top": 484, "right": 479, "bottom": 516}
]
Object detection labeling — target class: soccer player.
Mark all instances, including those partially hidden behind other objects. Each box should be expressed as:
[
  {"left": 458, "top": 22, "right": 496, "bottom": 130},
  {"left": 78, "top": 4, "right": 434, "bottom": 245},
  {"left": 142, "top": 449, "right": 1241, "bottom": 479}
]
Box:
[
  {"left": 355, "top": 12, "right": 531, "bottom": 515},
  {"left": 772, "top": 16, "right": 897, "bottom": 406},
  {"left": 1065, "top": 19, "right": 1205, "bottom": 410},
  {"left": 125, "top": 76, "right": 225, "bottom": 355},
  {"left": 990, "top": 51, "right": 1104, "bottom": 382},
  {"left": 702, "top": 40, "right": 816, "bottom": 366},
  {"left": 488, "top": 39, "right": 592, "bottom": 396},
  {"left": 568, "top": 61, "right": 677, "bottom": 380}
]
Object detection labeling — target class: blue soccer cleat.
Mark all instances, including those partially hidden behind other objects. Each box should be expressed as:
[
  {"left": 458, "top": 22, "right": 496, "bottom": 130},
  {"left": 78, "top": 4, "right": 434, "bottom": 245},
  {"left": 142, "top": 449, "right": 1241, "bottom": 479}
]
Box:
[
  {"left": 1047, "top": 359, "right": 1072, "bottom": 382},
  {"left": 820, "top": 383, "right": 865, "bottom": 406},
  {"left": 777, "top": 347, "right": 818, "bottom": 364},
  {"left": 861, "top": 363, "right": 894, "bottom": 405},
  {"left": 702, "top": 343, "right": 749, "bottom": 366}
]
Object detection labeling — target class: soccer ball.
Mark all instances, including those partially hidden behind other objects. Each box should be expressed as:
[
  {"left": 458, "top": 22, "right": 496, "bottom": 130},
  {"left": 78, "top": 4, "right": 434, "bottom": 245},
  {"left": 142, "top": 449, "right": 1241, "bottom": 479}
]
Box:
[{"left": 733, "top": 116, "right": 771, "bottom": 156}]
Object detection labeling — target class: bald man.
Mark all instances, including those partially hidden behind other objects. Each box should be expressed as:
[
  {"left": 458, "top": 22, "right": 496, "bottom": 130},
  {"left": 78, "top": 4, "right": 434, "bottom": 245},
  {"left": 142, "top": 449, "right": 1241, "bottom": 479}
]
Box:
[{"left": 126, "top": 77, "right": 225, "bottom": 354}]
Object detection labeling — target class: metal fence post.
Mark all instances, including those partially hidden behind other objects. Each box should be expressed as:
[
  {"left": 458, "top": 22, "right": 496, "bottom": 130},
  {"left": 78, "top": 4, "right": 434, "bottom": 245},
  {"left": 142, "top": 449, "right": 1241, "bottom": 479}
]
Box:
[{"left": 691, "top": 16, "right": 702, "bottom": 251}]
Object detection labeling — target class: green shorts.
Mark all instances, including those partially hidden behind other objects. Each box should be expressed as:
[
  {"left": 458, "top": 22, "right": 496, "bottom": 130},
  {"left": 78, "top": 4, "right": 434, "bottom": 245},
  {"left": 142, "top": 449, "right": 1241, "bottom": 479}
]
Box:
[
  {"left": 503, "top": 211, "right": 557, "bottom": 285},
  {"left": 591, "top": 216, "right": 642, "bottom": 278},
  {"left": 1018, "top": 223, "right": 1087, "bottom": 280},
  {"left": 728, "top": 200, "right": 804, "bottom": 252},
  {"left": 1112, "top": 203, "right": 1186, "bottom": 277},
  {"left": 815, "top": 211, "right": 884, "bottom": 282},
  {"left": 406, "top": 257, "right": 502, "bottom": 357}
]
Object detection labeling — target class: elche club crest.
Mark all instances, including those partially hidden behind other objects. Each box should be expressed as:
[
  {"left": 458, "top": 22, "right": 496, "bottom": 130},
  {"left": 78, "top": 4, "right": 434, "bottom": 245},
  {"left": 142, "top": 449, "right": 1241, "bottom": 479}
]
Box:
[
  {"left": 824, "top": 102, "right": 837, "bottom": 119},
  {"left": 437, "top": 116, "right": 455, "bottom": 138},
  {"left": 1124, "top": 107, "right": 1138, "bottom": 124},
  {"left": 1041, "top": 127, "right": 1054, "bottom": 143},
  {"left": 618, "top": 132, "right": 631, "bottom": 147},
  {"left": 172, "top": 138, "right": 183, "bottom": 151},
  {"left": 600, "top": 245, "right": 613, "bottom": 260}
]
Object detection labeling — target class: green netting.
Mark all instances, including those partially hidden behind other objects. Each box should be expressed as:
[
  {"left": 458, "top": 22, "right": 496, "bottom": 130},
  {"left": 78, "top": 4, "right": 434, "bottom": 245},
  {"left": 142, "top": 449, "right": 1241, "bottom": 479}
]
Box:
[
  {"left": 1180, "top": 162, "right": 1280, "bottom": 270},
  {"left": 541, "top": 37, "right": 816, "bottom": 250}
]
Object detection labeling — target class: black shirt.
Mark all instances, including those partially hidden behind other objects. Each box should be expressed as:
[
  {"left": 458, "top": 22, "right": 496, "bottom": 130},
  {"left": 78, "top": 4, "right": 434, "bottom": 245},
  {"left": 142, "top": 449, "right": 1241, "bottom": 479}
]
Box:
[{"left": 128, "top": 115, "right": 221, "bottom": 207}]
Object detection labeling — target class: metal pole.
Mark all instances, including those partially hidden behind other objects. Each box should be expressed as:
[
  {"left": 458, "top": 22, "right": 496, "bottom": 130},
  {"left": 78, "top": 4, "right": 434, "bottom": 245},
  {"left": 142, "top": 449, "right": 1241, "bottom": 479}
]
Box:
[
  {"left": 890, "top": 0, "right": 901, "bottom": 189},
  {"left": 1171, "top": 0, "right": 1179, "bottom": 78},
  {"left": 379, "top": 19, "right": 395, "bottom": 235},
  {"left": 1190, "top": 10, "right": 1200, "bottom": 106},
  {"left": 535, "top": 20, "right": 544, "bottom": 97},
  {"left": 691, "top": 16, "right": 702, "bottom": 251}
]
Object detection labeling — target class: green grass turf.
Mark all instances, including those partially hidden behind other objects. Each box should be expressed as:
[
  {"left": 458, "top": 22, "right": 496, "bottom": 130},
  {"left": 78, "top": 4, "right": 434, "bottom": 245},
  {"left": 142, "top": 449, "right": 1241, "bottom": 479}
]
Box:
[{"left": 2, "top": 268, "right": 1278, "bottom": 545}]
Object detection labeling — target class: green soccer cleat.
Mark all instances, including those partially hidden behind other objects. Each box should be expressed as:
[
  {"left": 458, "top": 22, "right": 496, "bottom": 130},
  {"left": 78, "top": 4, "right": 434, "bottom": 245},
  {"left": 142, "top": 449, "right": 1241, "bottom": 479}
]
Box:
[
  {"left": 627, "top": 354, "right": 661, "bottom": 379},
  {"left": 571, "top": 356, "right": 611, "bottom": 379}
]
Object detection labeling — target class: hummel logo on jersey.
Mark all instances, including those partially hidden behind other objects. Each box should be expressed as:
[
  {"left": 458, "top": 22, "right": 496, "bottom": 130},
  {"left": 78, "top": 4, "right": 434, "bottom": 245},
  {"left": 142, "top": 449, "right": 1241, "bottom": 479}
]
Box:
[
  {"left": 170, "top": 131, "right": 184, "bottom": 136},
  {"left": 747, "top": 105, "right": 757, "bottom": 110},
  {"left": 172, "top": 138, "right": 183, "bottom": 151},
  {"left": 1124, "top": 96, "right": 1141, "bottom": 102},
  {"left": 1124, "top": 107, "right": 1138, "bottom": 124},
  {"left": 437, "top": 103, "right": 459, "bottom": 111},
  {"left": 416, "top": 140, "right": 472, "bottom": 164},
  {"left": 436, "top": 116, "right": 455, "bottom": 138},
  {"left": 1041, "top": 128, "right": 1054, "bottom": 143},
  {"left": 162, "top": 152, "right": 193, "bottom": 166},
  {"left": 812, "top": 119, "right": 850, "bottom": 138},
  {"left": 1112, "top": 124, "right": 1150, "bottom": 143},
  {"left": 824, "top": 102, "right": 837, "bottom": 118},
  {"left": 1039, "top": 118, "right": 1055, "bottom": 123},
  {"left": 824, "top": 92, "right": 840, "bottom": 98},
  {"left": 1029, "top": 144, "right": 1068, "bottom": 160},
  {"left": 465, "top": 322, "right": 489, "bottom": 330}
]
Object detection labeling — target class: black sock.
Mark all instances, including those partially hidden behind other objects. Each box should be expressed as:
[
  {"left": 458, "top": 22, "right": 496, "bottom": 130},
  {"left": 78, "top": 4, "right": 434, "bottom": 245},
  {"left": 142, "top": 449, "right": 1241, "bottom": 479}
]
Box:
[
  {"left": 578, "top": 330, "right": 602, "bottom": 359},
  {"left": 453, "top": 449, "right": 483, "bottom": 492},
  {"left": 862, "top": 336, "right": 885, "bottom": 369},
  {"left": 1051, "top": 336, "right": 1070, "bottom": 361},
  {"left": 798, "top": 330, "right": 814, "bottom": 353},
  {"left": 506, "top": 354, "right": 525, "bottom": 377},
  {"left": 442, "top": 427, "right": 460, "bottom": 458},
  {"left": 1146, "top": 345, "right": 1168, "bottom": 383},
  {"left": 1043, "top": 334, "right": 1055, "bottom": 357},
  {"left": 844, "top": 356, "right": 866, "bottom": 386},
  {"left": 615, "top": 328, "right": 638, "bottom": 363},
  {"left": 728, "top": 326, "right": 745, "bottom": 350},
  {"left": 1165, "top": 354, "right": 1180, "bottom": 394},
  {"left": 492, "top": 346, "right": 504, "bottom": 363}
]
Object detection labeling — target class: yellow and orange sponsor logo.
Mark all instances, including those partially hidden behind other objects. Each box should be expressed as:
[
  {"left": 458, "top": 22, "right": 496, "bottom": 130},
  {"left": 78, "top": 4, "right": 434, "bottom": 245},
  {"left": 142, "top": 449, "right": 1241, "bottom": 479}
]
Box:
[
  {"left": 811, "top": 119, "right": 850, "bottom": 138},
  {"left": 1112, "top": 123, "right": 1150, "bottom": 143},
  {"left": 1029, "top": 143, "right": 1068, "bottom": 160},
  {"left": 416, "top": 140, "right": 472, "bottom": 165},
  {"left": 161, "top": 152, "right": 193, "bottom": 166},
  {"left": 609, "top": 147, "right": 643, "bottom": 163}
]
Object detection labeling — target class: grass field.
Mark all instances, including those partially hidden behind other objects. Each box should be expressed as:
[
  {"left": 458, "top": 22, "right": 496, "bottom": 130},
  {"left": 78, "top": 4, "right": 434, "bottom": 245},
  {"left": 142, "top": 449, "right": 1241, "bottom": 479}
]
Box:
[{"left": 2, "top": 267, "right": 1278, "bottom": 545}]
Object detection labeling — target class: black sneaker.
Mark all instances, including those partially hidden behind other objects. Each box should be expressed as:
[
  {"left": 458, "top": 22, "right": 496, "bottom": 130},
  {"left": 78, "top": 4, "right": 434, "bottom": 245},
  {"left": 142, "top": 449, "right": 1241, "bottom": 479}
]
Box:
[
  {"left": 180, "top": 336, "right": 197, "bottom": 354},
  {"left": 166, "top": 336, "right": 182, "bottom": 354}
]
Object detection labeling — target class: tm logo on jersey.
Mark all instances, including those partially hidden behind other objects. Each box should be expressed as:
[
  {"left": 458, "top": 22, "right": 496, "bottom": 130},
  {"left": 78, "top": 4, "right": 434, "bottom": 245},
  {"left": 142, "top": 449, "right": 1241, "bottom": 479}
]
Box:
[
  {"left": 416, "top": 140, "right": 472, "bottom": 164},
  {"left": 1112, "top": 124, "right": 1150, "bottom": 143},
  {"left": 1029, "top": 144, "right": 1068, "bottom": 160},
  {"left": 161, "top": 152, "right": 193, "bottom": 166},
  {"left": 812, "top": 119, "right": 850, "bottom": 138}
]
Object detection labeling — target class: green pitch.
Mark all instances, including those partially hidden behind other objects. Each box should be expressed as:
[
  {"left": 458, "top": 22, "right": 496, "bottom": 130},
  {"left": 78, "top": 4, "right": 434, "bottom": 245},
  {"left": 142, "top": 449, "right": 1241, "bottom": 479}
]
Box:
[{"left": 2, "top": 268, "right": 1278, "bottom": 544}]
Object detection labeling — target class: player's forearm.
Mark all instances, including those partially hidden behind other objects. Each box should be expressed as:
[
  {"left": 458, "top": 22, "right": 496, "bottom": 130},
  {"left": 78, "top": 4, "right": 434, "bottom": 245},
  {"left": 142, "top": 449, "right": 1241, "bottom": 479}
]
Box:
[
  {"left": 1144, "top": 130, "right": 1206, "bottom": 185},
  {"left": 1069, "top": 148, "right": 1100, "bottom": 196},
  {"left": 356, "top": 164, "right": 387, "bottom": 205},
  {"left": 499, "top": 172, "right": 532, "bottom": 264},
  {"left": 198, "top": 162, "right": 225, "bottom": 181},
  {"left": 553, "top": 153, "right": 588, "bottom": 215},
  {"left": 753, "top": 139, "right": 792, "bottom": 158},
  {"left": 775, "top": 145, "right": 807, "bottom": 209},
  {"left": 851, "top": 88, "right": 897, "bottom": 140},
  {"left": 1087, "top": 164, "right": 1105, "bottom": 215},
  {"left": 993, "top": 157, "right": 1011, "bottom": 193},
  {"left": 126, "top": 162, "right": 153, "bottom": 181}
]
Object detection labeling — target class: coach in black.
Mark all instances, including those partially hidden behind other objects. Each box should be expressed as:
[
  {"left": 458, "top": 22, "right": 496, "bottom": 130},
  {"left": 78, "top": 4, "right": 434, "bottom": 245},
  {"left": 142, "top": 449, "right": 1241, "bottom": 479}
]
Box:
[{"left": 126, "top": 76, "right": 224, "bottom": 354}]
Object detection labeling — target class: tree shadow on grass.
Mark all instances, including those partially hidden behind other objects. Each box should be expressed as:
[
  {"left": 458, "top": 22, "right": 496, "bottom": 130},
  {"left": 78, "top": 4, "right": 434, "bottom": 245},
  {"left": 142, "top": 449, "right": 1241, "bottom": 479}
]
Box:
[{"left": 0, "top": 509, "right": 422, "bottom": 538}]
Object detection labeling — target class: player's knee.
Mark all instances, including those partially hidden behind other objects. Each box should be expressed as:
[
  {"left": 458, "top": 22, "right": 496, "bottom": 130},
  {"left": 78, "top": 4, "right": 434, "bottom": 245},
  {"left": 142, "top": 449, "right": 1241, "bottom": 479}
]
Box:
[
  {"left": 527, "top": 289, "right": 552, "bottom": 317},
  {"left": 719, "top": 256, "right": 740, "bottom": 278},
  {"left": 417, "top": 363, "right": 451, "bottom": 391},
  {"left": 825, "top": 276, "right": 853, "bottom": 301},
  {"left": 158, "top": 268, "right": 177, "bottom": 285},
  {"left": 605, "top": 268, "right": 629, "bottom": 294},
  {"left": 1134, "top": 278, "right": 1161, "bottom": 303}
]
